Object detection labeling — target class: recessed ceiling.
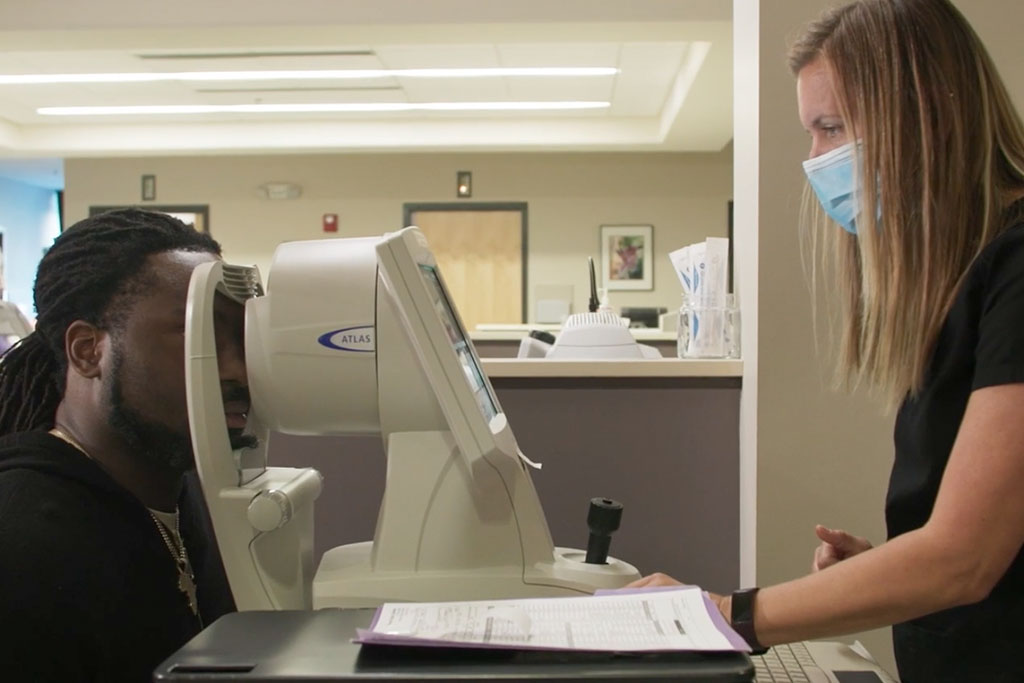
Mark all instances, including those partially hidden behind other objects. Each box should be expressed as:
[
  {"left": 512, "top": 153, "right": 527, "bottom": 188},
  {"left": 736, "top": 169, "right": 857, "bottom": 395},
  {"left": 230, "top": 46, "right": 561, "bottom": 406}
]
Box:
[{"left": 0, "top": 0, "right": 732, "bottom": 157}]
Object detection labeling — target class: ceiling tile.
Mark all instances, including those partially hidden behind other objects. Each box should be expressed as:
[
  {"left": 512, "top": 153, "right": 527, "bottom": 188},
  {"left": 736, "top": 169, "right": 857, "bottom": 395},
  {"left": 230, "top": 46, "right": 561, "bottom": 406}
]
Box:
[
  {"left": 397, "top": 77, "right": 508, "bottom": 102},
  {"left": 609, "top": 42, "right": 689, "bottom": 116},
  {"left": 496, "top": 43, "right": 619, "bottom": 67},
  {"left": 374, "top": 44, "right": 500, "bottom": 70},
  {"left": 505, "top": 76, "right": 613, "bottom": 102},
  {"left": 132, "top": 50, "right": 386, "bottom": 72}
]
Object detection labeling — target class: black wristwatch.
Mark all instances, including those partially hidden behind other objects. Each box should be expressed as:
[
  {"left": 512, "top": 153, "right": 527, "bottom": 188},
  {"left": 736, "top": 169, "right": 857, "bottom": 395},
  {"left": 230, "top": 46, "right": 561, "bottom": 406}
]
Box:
[{"left": 731, "top": 587, "right": 768, "bottom": 654}]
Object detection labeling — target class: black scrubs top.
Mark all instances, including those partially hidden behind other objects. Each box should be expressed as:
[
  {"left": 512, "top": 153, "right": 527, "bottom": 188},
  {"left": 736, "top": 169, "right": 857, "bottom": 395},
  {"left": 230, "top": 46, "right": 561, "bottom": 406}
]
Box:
[{"left": 888, "top": 200, "right": 1024, "bottom": 683}]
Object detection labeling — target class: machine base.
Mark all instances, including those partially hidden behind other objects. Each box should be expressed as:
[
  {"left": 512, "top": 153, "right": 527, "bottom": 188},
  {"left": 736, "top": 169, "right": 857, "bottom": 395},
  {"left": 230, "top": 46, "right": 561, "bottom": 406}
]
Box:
[{"left": 313, "top": 542, "right": 640, "bottom": 608}]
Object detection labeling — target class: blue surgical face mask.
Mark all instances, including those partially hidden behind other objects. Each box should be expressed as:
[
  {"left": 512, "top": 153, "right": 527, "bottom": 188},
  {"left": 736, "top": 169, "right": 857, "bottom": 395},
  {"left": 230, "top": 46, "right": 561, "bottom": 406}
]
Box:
[{"left": 802, "top": 141, "right": 862, "bottom": 234}]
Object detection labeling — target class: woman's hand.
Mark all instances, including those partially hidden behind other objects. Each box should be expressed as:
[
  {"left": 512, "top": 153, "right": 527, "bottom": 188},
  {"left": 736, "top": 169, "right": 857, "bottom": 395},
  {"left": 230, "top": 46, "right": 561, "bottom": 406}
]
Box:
[
  {"left": 625, "top": 574, "right": 729, "bottom": 621},
  {"left": 626, "top": 572, "right": 684, "bottom": 588},
  {"left": 812, "top": 525, "right": 872, "bottom": 572}
]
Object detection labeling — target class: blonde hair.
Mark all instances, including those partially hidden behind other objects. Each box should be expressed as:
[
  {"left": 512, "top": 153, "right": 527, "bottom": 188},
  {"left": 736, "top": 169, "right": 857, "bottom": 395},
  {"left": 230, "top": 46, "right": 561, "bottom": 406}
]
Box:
[{"left": 790, "top": 0, "right": 1024, "bottom": 406}]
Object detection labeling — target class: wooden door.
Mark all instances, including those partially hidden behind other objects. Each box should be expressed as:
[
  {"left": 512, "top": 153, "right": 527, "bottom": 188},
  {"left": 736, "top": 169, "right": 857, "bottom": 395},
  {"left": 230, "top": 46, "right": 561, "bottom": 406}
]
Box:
[{"left": 408, "top": 208, "right": 524, "bottom": 331}]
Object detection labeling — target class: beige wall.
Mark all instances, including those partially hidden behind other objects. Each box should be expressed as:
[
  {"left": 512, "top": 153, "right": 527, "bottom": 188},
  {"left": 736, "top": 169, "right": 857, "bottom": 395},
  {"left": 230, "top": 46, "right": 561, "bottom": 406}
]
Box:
[
  {"left": 63, "top": 151, "right": 732, "bottom": 322},
  {"left": 745, "top": 0, "right": 1024, "bottom": 677}
]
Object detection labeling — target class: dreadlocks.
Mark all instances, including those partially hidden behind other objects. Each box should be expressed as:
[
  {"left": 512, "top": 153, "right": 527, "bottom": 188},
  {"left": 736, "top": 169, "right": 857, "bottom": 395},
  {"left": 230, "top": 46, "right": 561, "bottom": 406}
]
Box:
[{"left": 0, "top": 208, "right": 220, "bottom": 435}]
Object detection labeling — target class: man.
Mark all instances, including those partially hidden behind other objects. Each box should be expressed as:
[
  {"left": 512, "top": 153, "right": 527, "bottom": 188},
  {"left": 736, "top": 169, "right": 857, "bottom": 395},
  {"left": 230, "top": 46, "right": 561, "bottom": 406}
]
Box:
[{"left": 0, "top": 208, "right": 243, "bottom": 681}]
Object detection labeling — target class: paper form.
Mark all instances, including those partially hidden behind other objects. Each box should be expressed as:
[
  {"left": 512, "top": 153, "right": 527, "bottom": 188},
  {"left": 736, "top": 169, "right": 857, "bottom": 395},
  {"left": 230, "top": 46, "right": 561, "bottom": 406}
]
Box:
[{"left": 356, "top": 586, "right": 748, "bottom": 653}]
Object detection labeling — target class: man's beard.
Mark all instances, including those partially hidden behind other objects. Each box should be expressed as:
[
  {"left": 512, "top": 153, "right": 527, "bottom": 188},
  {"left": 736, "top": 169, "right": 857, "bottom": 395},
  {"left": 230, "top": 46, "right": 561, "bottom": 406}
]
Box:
[
  {"left": 108, "top": 366, "right": 195, "bottom": 476},
  {"left": 106, "top": 346, "right": 255, "bottom": 476}
]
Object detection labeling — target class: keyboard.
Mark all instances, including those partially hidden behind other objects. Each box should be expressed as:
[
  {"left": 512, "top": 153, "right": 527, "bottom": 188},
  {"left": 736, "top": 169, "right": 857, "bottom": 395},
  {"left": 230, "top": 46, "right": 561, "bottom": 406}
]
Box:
[{"left": 753, "top": 642, "right": 830, "bottom": 682}]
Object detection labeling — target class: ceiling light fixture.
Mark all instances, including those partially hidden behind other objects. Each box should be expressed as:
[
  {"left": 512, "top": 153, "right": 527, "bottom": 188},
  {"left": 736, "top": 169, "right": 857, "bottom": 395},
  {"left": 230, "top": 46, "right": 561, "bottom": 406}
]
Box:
[
  {"left": 37, "top": 101, "right": 611, "bottom": 116},
  {"left": 1, "top": 67, "right": 618, "bottom": 85}
]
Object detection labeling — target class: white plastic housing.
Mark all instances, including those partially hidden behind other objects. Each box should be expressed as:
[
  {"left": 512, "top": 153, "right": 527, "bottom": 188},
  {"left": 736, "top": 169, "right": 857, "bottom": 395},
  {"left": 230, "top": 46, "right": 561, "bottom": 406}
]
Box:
[
  {"left": 189, "top": 230, "right": 640, "bottom": 612},
  {"left": 185, "top": 261, "right": 321, "bottom": 610},
  {"left": 548, "top": 312, "right": 663, "bottom": 359},
  {"left": 313, "top": 228, "right": 639, "bottom": 607},
  {"left": 245, "top": 238, "right": 380, "bottom": 435}
]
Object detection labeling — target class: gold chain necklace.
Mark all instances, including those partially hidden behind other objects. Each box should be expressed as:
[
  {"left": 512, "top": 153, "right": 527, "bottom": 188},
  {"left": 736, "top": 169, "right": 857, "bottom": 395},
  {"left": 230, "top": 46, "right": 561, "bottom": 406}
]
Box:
[
  {"left": 148, "top": 510, "right": 201, "bottom": 622},
  {"left": 49, "top": 426, "right": 202, "bottom": 622}
]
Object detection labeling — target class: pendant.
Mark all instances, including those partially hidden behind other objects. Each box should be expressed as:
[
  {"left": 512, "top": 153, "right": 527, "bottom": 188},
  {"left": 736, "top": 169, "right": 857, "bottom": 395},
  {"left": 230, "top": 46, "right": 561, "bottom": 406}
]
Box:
[{"left": 178, "top": 566, "right": 199, "bottom": 617}]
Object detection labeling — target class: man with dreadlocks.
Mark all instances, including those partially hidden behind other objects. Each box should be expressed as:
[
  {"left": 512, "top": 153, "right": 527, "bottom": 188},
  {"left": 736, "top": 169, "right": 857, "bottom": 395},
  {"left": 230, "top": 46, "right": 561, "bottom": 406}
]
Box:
[{"left": 0, "top": 208, "right": 243, "bottom": 681}]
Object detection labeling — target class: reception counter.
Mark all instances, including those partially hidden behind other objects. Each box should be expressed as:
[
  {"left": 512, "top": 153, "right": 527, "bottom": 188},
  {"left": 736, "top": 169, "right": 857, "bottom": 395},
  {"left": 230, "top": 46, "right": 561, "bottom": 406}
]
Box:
[
  {"left": 269, "top": 358, "right": 742, "bottom": 594},
  {"left": 470, "top": 327, "right": 680, "bottom": 358},
  {"left": 482, "top": 357, "right": 741, "bottom": 378}
]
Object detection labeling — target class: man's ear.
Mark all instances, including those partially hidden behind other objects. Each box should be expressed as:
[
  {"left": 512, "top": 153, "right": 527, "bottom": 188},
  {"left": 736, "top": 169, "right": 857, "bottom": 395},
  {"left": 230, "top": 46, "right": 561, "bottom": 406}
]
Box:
[{"left": 65, "top": 321, "right": 107, "bottom": 379}]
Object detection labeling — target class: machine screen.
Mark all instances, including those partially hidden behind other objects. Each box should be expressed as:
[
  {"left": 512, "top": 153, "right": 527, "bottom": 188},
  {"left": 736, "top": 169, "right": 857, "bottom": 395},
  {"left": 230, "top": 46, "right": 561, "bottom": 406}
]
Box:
[{"left": 419, "top": 265, "right": 499, "bottom": 422}]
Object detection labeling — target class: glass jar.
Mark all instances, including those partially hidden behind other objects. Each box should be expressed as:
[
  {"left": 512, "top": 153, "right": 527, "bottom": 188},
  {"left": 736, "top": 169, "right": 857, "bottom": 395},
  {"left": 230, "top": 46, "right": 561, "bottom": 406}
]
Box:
[
  {"left": 677, "top": 293, "right": 692, "bottom": 358},
  {"left": 724, "top": 293, "right": 741, "bottom": 359},
  {"left": 677, "top": 293, "right": 739, "bottom": 359}
]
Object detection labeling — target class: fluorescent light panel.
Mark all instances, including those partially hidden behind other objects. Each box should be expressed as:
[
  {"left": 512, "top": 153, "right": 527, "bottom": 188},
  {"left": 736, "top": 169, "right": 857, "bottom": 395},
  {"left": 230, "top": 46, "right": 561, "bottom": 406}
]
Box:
[
  {"left": 38, "top": 101, "right": 611, "bottom": 116},
  {"left": 0, "top": 67, "right": 618, "bottom": 85}
]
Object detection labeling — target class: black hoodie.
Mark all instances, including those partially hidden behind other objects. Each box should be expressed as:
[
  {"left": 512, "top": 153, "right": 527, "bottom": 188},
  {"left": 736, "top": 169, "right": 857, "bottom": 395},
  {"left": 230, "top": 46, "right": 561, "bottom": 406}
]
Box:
[{"left": 0, "top": 430, "right": 234, "bottom": 682}]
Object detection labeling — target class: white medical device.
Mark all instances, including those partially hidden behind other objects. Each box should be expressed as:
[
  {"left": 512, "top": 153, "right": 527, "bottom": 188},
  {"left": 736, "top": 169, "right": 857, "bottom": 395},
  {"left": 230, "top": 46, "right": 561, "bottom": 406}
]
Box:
[
  {"left": 185, "top": 227, "right": 639, "bottom": 611},
  {"left": 0, "top": 301, "right": 33, "bottom": 339},
  {"left": 517, "top": 257, "right": 661, "bottom": 359},
  {"left": 538, "top": 312, "right": 663, "bottom": 359},
  {"left": 0, "top": 301, "right": 34, "bottom": 356}
]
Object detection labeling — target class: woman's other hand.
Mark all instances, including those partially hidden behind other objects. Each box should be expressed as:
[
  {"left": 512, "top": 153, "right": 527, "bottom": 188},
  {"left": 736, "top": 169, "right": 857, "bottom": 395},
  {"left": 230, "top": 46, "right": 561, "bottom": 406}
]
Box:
[{"left": 812, "top": 525, "right": 872, "bottom": 572}]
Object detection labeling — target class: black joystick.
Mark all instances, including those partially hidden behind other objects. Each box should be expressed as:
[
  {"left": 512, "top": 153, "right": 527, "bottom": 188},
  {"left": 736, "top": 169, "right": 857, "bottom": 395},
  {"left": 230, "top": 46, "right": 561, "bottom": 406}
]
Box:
[
  {"left": 584, "top": 497, "right": 623, "bottom": 565},
  {"left": 528, "top": 329, "right": 556, "bottom": 345}
]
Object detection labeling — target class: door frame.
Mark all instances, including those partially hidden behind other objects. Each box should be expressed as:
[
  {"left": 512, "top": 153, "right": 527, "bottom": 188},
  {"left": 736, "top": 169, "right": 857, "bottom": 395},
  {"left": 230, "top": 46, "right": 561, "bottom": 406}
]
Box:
[{"left": 402, "top": 202, "right": 528, "bottom": 323}]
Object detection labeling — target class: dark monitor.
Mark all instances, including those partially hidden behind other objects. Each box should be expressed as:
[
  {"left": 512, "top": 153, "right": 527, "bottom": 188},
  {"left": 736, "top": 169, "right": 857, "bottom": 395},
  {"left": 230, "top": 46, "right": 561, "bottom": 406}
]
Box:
[{"left": 620, "top": 306, "right": 668, "bottom": 329}]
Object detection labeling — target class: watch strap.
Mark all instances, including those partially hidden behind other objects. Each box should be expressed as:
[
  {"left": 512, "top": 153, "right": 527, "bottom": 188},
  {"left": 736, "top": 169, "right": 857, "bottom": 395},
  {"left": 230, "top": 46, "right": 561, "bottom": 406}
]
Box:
[{"left": 731, "top": 587, "right": 768, "bottom": 654}]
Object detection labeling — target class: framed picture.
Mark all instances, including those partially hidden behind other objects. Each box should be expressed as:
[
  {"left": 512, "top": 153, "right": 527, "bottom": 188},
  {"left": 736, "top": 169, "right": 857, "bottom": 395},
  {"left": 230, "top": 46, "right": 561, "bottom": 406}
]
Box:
[
  {"left": 727, "top": 199, "right": 734, "bottom": 294},
  {"left": 600, "top": 224, "right": 653, "bottom": 290},
  {"left": 89, "top": 205, "right": 210, "bottom": 233}
]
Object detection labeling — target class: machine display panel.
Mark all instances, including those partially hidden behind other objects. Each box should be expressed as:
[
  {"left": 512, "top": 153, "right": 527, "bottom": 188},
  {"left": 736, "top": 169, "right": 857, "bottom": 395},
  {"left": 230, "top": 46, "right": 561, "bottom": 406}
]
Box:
[{"left": 418, "top": 264, "right": 499, "bottom": 422}]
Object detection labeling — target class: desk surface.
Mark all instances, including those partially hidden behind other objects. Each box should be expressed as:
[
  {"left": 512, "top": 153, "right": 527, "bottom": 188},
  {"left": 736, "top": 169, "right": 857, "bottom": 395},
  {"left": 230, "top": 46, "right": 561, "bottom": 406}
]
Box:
[
  {"left": 481, "top": 358, "right": 743, "bottom": 378},
  {"left": 471, "top": 329, "right": 678, "bottom": 342},
  {"left": 154, "top": 609, "right": 753, "bottom": 682}
]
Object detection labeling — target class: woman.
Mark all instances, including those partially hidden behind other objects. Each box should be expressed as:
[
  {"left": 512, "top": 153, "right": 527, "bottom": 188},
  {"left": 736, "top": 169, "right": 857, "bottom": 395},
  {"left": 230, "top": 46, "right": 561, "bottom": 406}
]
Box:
[{"left": 633, "top": 1, "right": 1024, "bottom": 680}]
